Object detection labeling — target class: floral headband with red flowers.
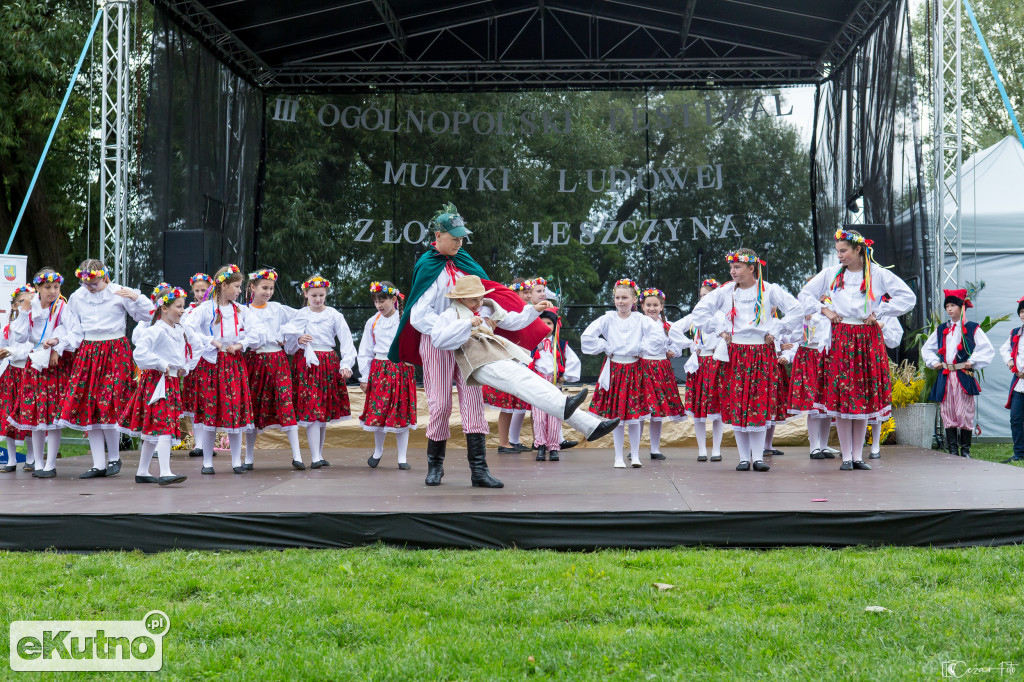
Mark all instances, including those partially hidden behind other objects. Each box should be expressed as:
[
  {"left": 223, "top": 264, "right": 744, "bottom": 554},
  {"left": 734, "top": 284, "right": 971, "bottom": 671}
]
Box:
[
  {"left": 369, "top": 281, "right": 404, "bottom": 300},
  {"left": 614, "top": 278, "right": 642, "bottom": 296},
  {"left": 509, "top": 281, "right": 527, "bottom": 292},
  {"left": 302, "top": 275, "right": 332, "bottom": 290},
  {"left": 701, "top": 278, "right": 721, "bottom": 289},
  {"left": 156, "top": 287, "right": 188, "bottom": 307},
  {"left": 248, "top": 268, "right": 278, "bottom": 282},
  {"left": 150, "top": 282, "right": 172, "bottom": 302},
  {"left": 215, "top": 264, "right": 241, "bottom": 284},
  {"left": 33, "top": 272, "right": 64, "bottom": 285},
  {"left": 190, "top": 273, "right": 213, "bottom": 285},
  {"left": 74, "top": 267, "right": 107, "bottom": 280},
  {"left": 10, "top": 284, "right": 35, "bottom": 302},
  {"left": 531, "top": 277, "right": 548, "bottom": 287},
  {"left": 726, "top": 251, "right": 766, "bottom": 266},
  {"left": 641, "top": 287, "right": 665, "bottom": 300}
]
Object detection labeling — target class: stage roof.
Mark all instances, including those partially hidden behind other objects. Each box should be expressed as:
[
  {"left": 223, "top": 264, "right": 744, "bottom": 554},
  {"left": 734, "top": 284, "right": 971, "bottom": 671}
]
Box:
[{"left": 152, "top": 0, "right": 900, "bottom": 92}]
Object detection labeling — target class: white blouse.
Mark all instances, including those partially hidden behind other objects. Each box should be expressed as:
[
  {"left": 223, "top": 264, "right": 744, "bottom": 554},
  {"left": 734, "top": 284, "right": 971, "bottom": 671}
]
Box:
[
  {"left": 9, "top": 297, "right": 78, "bottom": 355},
  {"left": 800, "top": 264, "right": 916, "bottom": 321},
  {"left": 581, "top": 311, "right": 663, "bottom": 358},
  {"left": 689, "top": 281, "right": 801, "bottom": 344},
  {"left": 182, "top": 300, "right": 266, "bottom": 363},
  {"left": 670, "top": 310, "right": 727, "bottom": 356},
  {"left": 409, "top": 263, "right": 469, "bottom": 336},
  {"left": 281, "top": 307, "right": 357, "bottom": 371},
  {"left": 246, "top": 302, "right": 297, "bottom": 349},
  {"left": 921, "top": 321, "right": 995, "bottom": 369},
  {"left": 798, "top": 312, "right": 832, "bottom": 352},
  {"left": 641, "top": 315, "right": 682, "bottom": 359},
  {"left": 66, "top": 283, "right": 154, "bottom": 339},
  {"left": 878, "top": 314, "right": 905, "bottom": 350},
  {"left": 131, "top": 319, "right": 213, "bottom": 374},
  {"left": 532, "top": 339, "right": 582, "bottom": 382},
  {"left": 429, "top": 303, "right": 540, "bottom": 352},
  {"left": 357, "top": 310, "right": 401, "bottom": 378},
  {"left": 999, "top": 331, "right": 1024, "bottom": 394}
]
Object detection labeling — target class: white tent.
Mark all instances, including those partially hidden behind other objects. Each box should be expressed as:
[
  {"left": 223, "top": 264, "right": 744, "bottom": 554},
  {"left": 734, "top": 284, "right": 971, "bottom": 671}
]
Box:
[{"left": 923, "top": 136, "right": 1024, "bottom": 438}]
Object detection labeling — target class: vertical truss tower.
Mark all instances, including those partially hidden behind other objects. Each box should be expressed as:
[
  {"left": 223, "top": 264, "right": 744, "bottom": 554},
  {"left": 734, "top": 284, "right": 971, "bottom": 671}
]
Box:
[{"left": 933, "top": 0, "right": 963, "bottom": 292}]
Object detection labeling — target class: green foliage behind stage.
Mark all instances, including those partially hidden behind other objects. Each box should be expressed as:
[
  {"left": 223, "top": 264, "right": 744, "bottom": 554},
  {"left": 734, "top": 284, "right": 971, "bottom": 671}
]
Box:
[{"left": 259, "top": 90, "right": 814, "bottom": 314}]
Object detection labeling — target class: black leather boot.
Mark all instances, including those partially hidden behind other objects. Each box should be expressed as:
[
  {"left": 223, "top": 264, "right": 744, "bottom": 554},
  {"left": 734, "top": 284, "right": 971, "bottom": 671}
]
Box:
[
  {"left": 425, "top": 439, "right": 446, "bottom": 486},
  {"left": 466, "top": 433, "right": 503, "bottom": 488},
  {"left": 959, "top": 429, "right": 972, "bottom": 458},
  {"left": 945, "top": 427, "right": 959, "bottom": 457}
]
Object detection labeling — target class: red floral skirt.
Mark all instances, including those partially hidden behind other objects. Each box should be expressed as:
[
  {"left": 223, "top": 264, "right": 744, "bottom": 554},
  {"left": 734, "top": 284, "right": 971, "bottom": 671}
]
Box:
[
  {"left": 788, "top": 346, "right": 826, "bottom": 415},
  {"left": 718, "top": 343, "right": 777, "bottom": 431},
  {"left": 293, "top": 350, "right": 351, "bottom": 424},
  {"left": 360, "top": 359, "right": 417, "bottom": 432},
  {"left": 686, "top": 355, "right": 722, "bottom": 422},
  {"left": 482, "top": 385, "right": 529, "bottom": 412},
  {"left": 191, "top": 354, "right": 253, "bottom": 433},
  {"left": 245, "top": 350, "right": 298, "bottom": 431},
  {"left": 0, "top": 365, "right": 29, "bottom": 441},
  {"left": 58, "top": 338, "right": 136, "bottom": 430},
  {"left": 11, "top": 351, "right": 73, "bottom": 430},
  {"left": 774, "top": 363, "right": 791, "bottom": 422},
  {"left": 119, "top": 370, "right": 183, "bottom": 442},
  {"left": 824, "top": 323, "right": 891, "bottom": 420},
  {"left": 182, "top": 369, "right": 199, "bottom": 416},
  {"left": 588, "top": 359, "right": 651, "bottom": 424},
  {"left": 640, "top": 358, "right": 685, "bottom": 421}
]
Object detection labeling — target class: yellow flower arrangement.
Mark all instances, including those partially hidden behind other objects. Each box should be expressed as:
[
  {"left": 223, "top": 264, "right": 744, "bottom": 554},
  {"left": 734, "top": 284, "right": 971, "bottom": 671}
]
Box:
[
  {"left": 866, "top": 417, "right": 896, "bottom": 445},
  {"left": 889, "top": 360, "right": 924, "bottom": 409}
]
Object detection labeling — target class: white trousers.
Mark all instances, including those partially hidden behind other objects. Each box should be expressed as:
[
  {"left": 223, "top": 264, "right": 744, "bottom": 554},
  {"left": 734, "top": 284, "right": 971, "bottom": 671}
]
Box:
[{"left": 472, "top": 361, "right": 603, "bottom": 438}]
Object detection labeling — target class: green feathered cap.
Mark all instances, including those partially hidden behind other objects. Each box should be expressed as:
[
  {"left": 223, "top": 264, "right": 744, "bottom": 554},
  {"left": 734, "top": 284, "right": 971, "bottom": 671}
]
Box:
[{"left": 429, "top": 202, "right": 471, "bottom": 238}]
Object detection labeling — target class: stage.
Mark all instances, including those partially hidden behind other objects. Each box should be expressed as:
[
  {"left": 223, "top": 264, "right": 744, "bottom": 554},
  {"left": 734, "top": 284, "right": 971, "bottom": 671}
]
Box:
[{"left": 3, "top": 445, "right": 1023, "bottom": 551}]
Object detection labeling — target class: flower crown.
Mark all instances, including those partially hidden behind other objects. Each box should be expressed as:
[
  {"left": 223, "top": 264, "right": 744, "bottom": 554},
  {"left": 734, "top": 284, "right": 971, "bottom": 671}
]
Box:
[
  {"left": 248, "top": 268, "right": 278, "bottom": 281},
  {"left": 215, "top": 264, "right": 241, "bottom": 284},
  {"left": 150, "top": 282, "right": 171, "bottom": 302},
  {"left": 190, "top": 273, "right": 213, "bottom": 285},
  {"left": 156, "top": 287, "right": 188, "bottom": 307},
  {"left": 302, "top": 275, "right": 332, "bottom": 290},
  {"left": 531, "top": 277, "right": 548, "bottom": 287},
  {"left": 641, "top": 287, "right": 665, "bottom": 300},
  {"left": 834, "top": 229, "right": 874, "bottom": 247},
  {"left": 701, "top": 278, "right": 721, "bottom": 289},
  {"left": 614, "top": 278, "right": 641, "bottom": 296},
  {"left": 509, "top": 281, "right": 528, "bottom": 292},
  {"left": 75, "top": 267, "right": 107, "bottom": 280},
  {"left": 10, "top": 284, "right": 35, "bottom": 302},
  {"left": 726, "top": 252, "right": 766, "bottom": 266},
  {"left": 32, "top": 272, "right": 64, "bottom": 285},
  {"left": 369, "top": 281, "right": 403, "bottom": 300}
]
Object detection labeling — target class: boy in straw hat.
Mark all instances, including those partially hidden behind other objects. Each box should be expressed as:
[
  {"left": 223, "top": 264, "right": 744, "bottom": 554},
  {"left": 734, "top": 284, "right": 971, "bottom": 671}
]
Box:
[{"left": 429, "top": 276, "right": 619, "bottom": 481}]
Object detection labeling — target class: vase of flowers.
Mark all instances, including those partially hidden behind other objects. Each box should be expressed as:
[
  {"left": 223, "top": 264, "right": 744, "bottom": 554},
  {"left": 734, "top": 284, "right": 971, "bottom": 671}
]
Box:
[{"left": 889, "top": 360, "right": 936, "bottom": 449}]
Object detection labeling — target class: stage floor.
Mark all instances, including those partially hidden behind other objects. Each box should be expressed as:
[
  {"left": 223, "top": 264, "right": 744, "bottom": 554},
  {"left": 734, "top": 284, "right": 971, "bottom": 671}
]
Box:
[{"left": 3, "top": 446, "right": 1024, "bottom": 550}]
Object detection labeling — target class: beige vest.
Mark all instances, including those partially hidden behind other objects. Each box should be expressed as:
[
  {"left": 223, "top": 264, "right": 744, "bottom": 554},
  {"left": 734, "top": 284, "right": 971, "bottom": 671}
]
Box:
[{"left": 450, "top": 299, "right": 532, "bottom": 385}]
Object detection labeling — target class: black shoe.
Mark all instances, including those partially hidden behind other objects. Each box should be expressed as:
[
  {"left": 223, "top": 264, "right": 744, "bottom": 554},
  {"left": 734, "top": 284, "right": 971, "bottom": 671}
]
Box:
[
  {"left": 467, "top": 432, "right": 503, "bottom": 488},
  {"left": 945, "top": 427, "right": 960, "bottom": 457},
  {"left": 135, "top": 474, "right": 159, "bottom": 483},
  {"left": 398, "top": 462, "right": 411, "bottom": 470},
  {"left": 232, "top": 466, "right": 247, "bottom": 474},
  {"left": 34, "top": 469, "right": 56, "bottom": 478},
  {"left": 536, "top": 446, "right": 546, "bottom": 462},
  {"left": 188, "top": 448, "right": 203, "bottom": 457},
  {"left": 157, "top": 475, "right": 187, "bottom": 486},
  {"left": 710, "top": 454, "right": 722, "bottom": 461},
  {"left": 367, "top": 454, "right": 381, "bottom": 468},
  {"left": 559, "top": 440, "right": 578, "bottom": 451},
  {"left": 753, "top": 460, "right": 770, "bottom": 472},
  {"left": 548, "top": 450, "right": 559, "bottom": 462},
  {"left": 292, "top": 459, "right": 306, "bottom": 470},
  {"left": 201, "top": 467, "right": 215, "bottom": 475},
  {"left": 809, "top": 449, "right": 825, "bottom": 459},
  {"left": 107, "top": 459, "right": 122, "bottom": 476},
  {"left": 22, "top": 463, "right": 34, "bottom": 472},
  {"left": 822, "top": 450, "right": 836, "bottom": 459},
  {"left": 650, "top": 451, "right": 667, "bottom": 461},
  {"left": 852, "top": 460, "right": 872, "bottom": 470},
  {"left": 79, "top": 468, "right": 107, "bottom": 479},
  {"left": 869, "top": 452, "right": 881, "bottom": 459},
  {"left": 310, "top": 460, "right": 328, "bottom": 469},
  {"left": 244, "top": 462, "right": 254, "bottom": 470},
  {"left": 0, "top": 465, "right": 16, "bottom": 473},
  {"left": 764, "top": 449, "right": 784, "bottom": 457},
  {"left": 839, "top": 461, "right": 853, "bottom": 470},
  {"left": 512, "top": 443, "right": 532, "bottom": 452},
  {"left": 736, "top": 461, "right": 750, "bottom": 471},
  {"left": 587, "top": 418, "right": 620, "bottom": 442},
  {"left": 959, "top": 428, "right": 973, "bottom": 459},
  {"left": 1001, "top": 456, "right": 1024, "bottom": 463},
  {"left": 563, "top": 388, "right": 589, "bottom": 418},
  {"left": 425, "top": 439, "right": 446, "bottom": 486},
  {"left": 497, "top": 446, "right": 521, "bottom": 454}
]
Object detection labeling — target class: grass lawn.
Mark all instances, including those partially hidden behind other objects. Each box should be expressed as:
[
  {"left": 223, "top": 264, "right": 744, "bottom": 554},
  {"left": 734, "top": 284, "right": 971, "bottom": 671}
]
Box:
[{"left": 1, "top": 545, "right": 1022, "bottom": 679}]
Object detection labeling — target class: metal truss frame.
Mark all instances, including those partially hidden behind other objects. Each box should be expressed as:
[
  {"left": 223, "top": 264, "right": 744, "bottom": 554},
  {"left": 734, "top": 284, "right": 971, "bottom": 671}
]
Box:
[{"left": 933, "top": 0, "right": 963, "bottom": 291}]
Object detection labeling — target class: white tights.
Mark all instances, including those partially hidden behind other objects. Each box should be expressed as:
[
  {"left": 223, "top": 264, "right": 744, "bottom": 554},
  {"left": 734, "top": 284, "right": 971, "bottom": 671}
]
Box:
[
  {"left": 86, "top": 427, "right": 120, "bottom": 470},
  {"left": 733, "top": 429, "right": 767, "bottom": 462},
  {"left": 509, "top": 411, "right": 526, "bottom": 445},
  {"left": 306, "top": 423, "right": 325, "bottom": 462},
  {"left": 836, "top": 417, "right": 867, "bottom": 462},
  {"left": 31, "top": 430, "right": 62, "bottom": 472},
  {"left": 137, "top": 435, "right": 175, "bottom": 477},
  {"left": 244, "top": 429, "right": 303, "bottom": 464},
  {"left": 370, "top": 430, "right": 410, "bottom": 464},
  {"left": 694, "top": 419, "right": 723, "bottom": 458},
  {"left": 611, "top": 423, "right": 642, "bottom": 465},
  {"left": 648, "top": 420, "right": 663, "bottom": 454}
]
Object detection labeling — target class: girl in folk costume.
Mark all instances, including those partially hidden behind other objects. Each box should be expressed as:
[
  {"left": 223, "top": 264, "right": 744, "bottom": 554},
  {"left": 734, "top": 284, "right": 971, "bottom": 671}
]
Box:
[
  {"left": 359, "top": 281, "right": 417, "bottom": 470},
  {"left": 639, "top": 288, "right": 685, "bottom": 460},
  {"left": 182, "top": 264, "right": 266, "bottom": 475},
  {"left": 183, "top": 273, "right": 214, "bottom": 458},
  {"left": 787, "top": 296, "right": 834, "bottom": 460},
  {"left": 866, "top": 305, "right": 904, "bottom": 459},
  {"left": 0, "top": 287, "right": 36, "bottom": 473},
  {"left": 921, "top": 289, "right": 994, "bottom": 459},
  {"left": 188, "top": 273, "right": 213, "bottom": 310},
  {"left": 119, "top": 286, "right": 213, "bottom": 485},
  {"left": 799, "top": 229, "right": 916, "bottom": 470},
  {"left": 670, "top": 278, "right": 727, "bottom": 462},
  {"left": 243, "top": 268, "right": 304, "bottom": 470},
  {"left": 281, "top": 275, "right": 358, "bottom": 469},
  {"left": 485, "top": 277, "right": 532, "bottom": 454},
  {"left": 8, "top": 269, "right": 78, "bottom": 478},
  {"left": 582, "top": 278, "right": 663, "bottom": 468},
  {"left": 59, "top": 260, "right": 155, "bottom": 478},
  {"left": 999, "top": 297, "right": 1024, "bottom": 464},
  {"left": 528, "top": 307, "right": 582, "bottom": 462},
  {"left": 689, "top": 250, "right": 802, "bottom": 472}
]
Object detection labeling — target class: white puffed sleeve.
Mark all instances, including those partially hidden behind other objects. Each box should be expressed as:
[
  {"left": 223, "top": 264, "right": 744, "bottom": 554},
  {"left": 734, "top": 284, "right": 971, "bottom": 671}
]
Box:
[
  {"left": 580, "top": 314, "right": 610, "bottom": 356},
  {"left": 357, "top": 314, "right": 377, "bottom": 379},
  {"left": 969, "top": 327, "right": 995, "bottom": 370},
  {"left": 920, "top": 328, "right": 942, "bottom": 367},
  {"left": 333, "top": 310, "right": 357, "bottom": 371},
  {"left": 429, "top": 308, "right": 473, "bottom": 351},
  {"left": 132, "top": 325, "right": 168, "bottom": 373},
  {"left": 238, "top": 305, "right": 266, "bottom": 350},
  {"left": 562, "top": 345, "right": 582, "bottom": 383}
]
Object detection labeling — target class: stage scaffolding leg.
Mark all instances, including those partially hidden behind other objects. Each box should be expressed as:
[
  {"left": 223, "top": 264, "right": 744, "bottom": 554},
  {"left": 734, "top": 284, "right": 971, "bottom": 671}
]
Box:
[
  {"left": 99, "top": 0, "right": 135, "bottom": 283},
  {"left": 933, "top": 0, "right": 963, "bottom": 292}
]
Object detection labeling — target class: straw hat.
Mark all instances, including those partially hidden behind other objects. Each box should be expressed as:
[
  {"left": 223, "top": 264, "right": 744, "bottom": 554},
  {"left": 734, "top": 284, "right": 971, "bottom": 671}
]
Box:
[{"left": 444, "top": 275, "right": 494, "bottom": 299}]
